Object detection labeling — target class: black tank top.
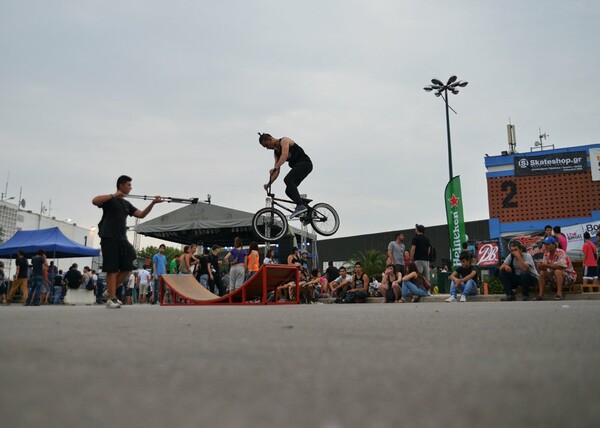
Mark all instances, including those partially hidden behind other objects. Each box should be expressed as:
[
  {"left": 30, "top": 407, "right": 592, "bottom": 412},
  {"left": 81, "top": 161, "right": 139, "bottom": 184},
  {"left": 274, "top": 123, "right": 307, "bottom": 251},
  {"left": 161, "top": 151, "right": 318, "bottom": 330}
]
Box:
[{"left": 276, "top": 140, "right": 311, "bottom": 167}]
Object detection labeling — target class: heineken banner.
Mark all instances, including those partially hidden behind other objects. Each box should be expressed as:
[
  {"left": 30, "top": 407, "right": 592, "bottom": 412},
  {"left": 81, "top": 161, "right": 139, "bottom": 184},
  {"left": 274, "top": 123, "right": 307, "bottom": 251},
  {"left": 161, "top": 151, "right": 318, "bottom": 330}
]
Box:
[{"left": 445, "top": 176, "right": 467, "bottom": 267}]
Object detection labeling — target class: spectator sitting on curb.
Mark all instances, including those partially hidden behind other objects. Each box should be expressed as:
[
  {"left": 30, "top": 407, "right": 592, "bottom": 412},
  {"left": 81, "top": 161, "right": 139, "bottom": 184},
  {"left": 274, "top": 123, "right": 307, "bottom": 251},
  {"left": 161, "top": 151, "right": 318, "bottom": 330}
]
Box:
[
  {"left": 344, "top": 262, "right": 369, "bottom": 303},
  {"left": 330, "top": 266, "right": 351, "bottom": 301},
  {"left": 445, "top": 253, "right": 478, "bottom": 302},
  {"left": 499, "top": 240, "right": 539, "bottom": 302},
  {"left": 536, "top": 236, "right": 576, "bottom": 301},
  {"left": 380, "top": 264, "right": 402, "bottom": 303},
  {"left": 400, "top": 262, "right": 430, "bottom": 303}
]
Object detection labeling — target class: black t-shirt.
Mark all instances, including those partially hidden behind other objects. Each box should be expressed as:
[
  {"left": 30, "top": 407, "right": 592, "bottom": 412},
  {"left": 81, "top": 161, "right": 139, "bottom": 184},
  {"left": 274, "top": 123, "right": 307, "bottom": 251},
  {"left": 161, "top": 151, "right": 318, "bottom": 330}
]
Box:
[
  {"left": 16, "top": 257, "right": 29, "bottom": 278},
  {"left": 53, "top": 274, "right": 64, "bottom": 287},
  {"left": 64, "top": 269, "right": 83, "bottom": 289},
  {"left": 325, "top": 266, "right": 339, "bottom": 281},
  {"left": 98, "top": 197, "right": 138, "bottom": 240},
  {"left": 31, "top": 255, "right": 45, "bottom": 276},
  {"left": 453, "top": 266, "right": 477, "bottom": 283},
  {"left": 209, "top": 253, "right": 220, "bottom": 274},
  {"left": 411, "top": 234, "right": 431, "bottom": 261},
  {"left": 198, "top": 255, "right": 209, "bottom": 276}
]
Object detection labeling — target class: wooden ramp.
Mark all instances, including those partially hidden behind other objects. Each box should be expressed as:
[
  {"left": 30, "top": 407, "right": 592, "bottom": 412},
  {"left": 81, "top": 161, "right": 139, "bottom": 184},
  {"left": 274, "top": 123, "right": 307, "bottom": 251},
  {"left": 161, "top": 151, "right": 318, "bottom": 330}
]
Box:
[{"left": 160, "top": 264, "right": 300, "bottom": 305}]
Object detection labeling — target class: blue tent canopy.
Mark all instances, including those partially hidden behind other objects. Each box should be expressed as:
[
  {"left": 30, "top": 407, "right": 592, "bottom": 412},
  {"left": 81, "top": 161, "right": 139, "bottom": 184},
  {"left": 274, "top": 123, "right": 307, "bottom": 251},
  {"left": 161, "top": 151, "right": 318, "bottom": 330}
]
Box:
[{"left": 0, "top": 227, "right": 99, "bottom": 258}]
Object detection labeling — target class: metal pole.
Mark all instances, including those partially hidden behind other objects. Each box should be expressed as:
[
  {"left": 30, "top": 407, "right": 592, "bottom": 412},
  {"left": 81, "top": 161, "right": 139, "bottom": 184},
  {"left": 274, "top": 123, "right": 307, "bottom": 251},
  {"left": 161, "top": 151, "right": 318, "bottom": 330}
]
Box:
[{"left": 444, "top": 87, "right": 453, "bottom": 181}]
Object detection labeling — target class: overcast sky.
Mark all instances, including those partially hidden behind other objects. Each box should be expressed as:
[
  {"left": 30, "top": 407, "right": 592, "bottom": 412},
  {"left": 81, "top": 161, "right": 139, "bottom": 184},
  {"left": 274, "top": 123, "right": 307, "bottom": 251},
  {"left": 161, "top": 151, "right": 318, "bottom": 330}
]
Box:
[{"left": 1, "top": 0, "right": 599, "bottom": 246}]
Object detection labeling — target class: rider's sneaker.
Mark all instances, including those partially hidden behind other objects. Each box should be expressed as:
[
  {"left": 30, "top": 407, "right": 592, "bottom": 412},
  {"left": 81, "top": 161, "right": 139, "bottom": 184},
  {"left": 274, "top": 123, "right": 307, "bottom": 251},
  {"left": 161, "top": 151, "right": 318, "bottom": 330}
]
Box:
[{"left": 290, "top": 204, "right": 308, "bottom": 218}]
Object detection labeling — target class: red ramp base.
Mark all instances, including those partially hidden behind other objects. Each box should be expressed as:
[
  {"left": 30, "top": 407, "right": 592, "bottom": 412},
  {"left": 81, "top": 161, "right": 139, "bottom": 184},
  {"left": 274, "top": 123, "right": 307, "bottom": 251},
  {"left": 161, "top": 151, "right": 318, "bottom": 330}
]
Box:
[{"left": 160, "top": 264, "right": 300, "bottom": 305}]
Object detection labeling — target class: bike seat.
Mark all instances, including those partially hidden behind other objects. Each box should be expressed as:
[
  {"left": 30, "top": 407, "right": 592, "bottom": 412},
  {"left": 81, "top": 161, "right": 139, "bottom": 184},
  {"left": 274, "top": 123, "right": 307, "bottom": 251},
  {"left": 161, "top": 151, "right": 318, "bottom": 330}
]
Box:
[{"left": 301, "top": 197, "right": 313, "bottom": 204}]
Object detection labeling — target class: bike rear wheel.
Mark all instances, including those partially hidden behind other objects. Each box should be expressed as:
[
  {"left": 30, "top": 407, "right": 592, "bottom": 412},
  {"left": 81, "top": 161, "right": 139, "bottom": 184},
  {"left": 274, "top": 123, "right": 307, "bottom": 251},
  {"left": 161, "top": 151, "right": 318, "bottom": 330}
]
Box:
[
  {"left": 310, "top": 203, "right": 340, "bottom": 236},
  {"left": 252, "top": 207, "right": 289, "bottom": 242}
]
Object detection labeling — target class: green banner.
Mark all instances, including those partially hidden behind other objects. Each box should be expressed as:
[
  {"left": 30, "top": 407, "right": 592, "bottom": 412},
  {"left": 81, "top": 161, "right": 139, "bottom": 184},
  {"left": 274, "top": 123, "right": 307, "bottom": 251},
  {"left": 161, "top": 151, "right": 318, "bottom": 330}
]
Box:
[{"left": 444, "top": 176, "right": 467, "bottom": 267}]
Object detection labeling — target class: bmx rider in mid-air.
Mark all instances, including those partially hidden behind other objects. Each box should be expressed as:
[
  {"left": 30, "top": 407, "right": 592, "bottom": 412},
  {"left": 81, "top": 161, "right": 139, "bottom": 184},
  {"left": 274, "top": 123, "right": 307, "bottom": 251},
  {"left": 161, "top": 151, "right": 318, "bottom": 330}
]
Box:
[{"left": 259, "top": 133, "right": 313, "bottom": 218}]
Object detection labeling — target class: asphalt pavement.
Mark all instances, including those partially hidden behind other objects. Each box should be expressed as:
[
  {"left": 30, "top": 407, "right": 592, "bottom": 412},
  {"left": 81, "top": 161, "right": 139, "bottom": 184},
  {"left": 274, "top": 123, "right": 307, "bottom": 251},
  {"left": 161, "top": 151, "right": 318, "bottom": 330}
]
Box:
[{"left": 1, "top": 301, "right": 599, "bottom": 428}]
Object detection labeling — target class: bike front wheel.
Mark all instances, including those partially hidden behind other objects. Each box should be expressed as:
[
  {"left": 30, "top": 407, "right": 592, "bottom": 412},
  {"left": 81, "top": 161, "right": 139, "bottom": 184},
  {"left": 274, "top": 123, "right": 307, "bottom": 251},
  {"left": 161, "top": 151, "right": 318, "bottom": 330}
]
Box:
[
  {"left": 252, "top": 207, "right": 289, "bottom": 242},
  {"left": 310, "top": 203, "right": 340, "bottom": 236}
]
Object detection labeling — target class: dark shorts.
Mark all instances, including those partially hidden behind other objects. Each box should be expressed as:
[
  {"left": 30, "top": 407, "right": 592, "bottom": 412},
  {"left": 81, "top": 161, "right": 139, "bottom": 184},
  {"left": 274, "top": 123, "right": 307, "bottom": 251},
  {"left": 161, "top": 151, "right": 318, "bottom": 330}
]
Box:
[
  {"left": 395, "top": 264, "right": 405, "bottom": 276},
  {"left": 584, "top": 266, "right": 597, "bottom": 279},
  {"left": 101, "top": 238, "right": 137, "bottom": 273}
]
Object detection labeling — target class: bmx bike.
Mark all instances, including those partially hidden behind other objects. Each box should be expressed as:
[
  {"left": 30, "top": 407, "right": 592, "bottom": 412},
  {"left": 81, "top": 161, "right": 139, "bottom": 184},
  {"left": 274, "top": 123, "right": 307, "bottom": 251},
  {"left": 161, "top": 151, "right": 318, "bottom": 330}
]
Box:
[{"left": 251, "top": 187, "right": 340, "bottom": 242}]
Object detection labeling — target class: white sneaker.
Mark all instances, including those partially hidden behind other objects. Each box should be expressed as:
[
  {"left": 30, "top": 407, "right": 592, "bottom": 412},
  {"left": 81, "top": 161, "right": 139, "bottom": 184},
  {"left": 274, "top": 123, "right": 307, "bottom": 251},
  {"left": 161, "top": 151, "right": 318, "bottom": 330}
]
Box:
[
  {"left": 445, "top": 296, "right": 457, "bottom": 302},
  {"left": 106, "top": 298, "right": 121, "bottom": 309},
  {"left": 460, "top": 295, "right": 467, "bottom": 302},
  {"left": 290, "top": 204, "right": 308, "bottom": 218}
]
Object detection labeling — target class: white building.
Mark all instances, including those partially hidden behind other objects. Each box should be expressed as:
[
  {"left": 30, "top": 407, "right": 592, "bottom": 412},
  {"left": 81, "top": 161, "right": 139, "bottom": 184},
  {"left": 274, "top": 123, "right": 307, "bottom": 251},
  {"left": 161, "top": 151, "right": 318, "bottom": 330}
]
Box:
[{"left": 0, "top": 199, "right": 99, "bottom": 275}]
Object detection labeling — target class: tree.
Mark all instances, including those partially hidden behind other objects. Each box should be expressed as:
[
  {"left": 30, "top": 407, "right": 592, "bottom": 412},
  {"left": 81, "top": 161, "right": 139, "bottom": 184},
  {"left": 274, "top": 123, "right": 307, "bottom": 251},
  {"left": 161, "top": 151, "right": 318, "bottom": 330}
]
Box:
[
  {"left": 348, "top": 249, "right": 387, "bottom": 281},
  {"left": 0, "top": 225, "right": 4, "bottom": 243}
]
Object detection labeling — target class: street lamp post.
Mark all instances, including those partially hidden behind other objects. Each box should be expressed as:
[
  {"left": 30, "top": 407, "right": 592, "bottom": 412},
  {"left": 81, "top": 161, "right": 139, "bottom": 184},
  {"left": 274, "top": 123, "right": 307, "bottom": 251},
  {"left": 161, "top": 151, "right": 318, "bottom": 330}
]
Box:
[{"left": 423, "top": 76, "right": 468, "bottom": 181}]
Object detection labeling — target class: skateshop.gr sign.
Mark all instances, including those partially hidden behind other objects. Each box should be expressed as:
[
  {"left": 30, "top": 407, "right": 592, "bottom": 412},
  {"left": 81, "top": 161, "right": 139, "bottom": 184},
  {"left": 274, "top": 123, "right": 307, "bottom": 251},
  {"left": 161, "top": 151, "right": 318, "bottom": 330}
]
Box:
[{"left": 514, "top": 151, "right": 587, "bottom": 176}]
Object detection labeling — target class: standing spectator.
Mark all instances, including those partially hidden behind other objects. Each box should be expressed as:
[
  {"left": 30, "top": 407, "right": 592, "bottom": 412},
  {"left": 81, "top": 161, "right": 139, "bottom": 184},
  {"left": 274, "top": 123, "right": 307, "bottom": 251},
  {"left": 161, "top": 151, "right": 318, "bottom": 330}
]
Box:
[
  {"left": 410, "top": 224, "right": 432, "bottom": 281},
  {"left": 137, "top": 267, "right": 151, "bottom": 304},
  {"left": 92, "top": 174, "right": 163, "bottom": 308},
  {"left": 125, "top": 272, "right": 137, "bottom": 305},
  {"left": 64, "top": 263, "right": 82, "bottom": 292},
  {"left": 25, "top": 249, "right": 47, "bottom": 306},
  {"left": 152, "top": 244, "right": 167, "bottom": 304},
  {"left": 324, "top": 261, "right": 339, "bottom": 283},
  {"left": 46, "top": 261, "right": 58, "bottom": 304},
  {"left": 445, "top": 253, "right": 478, "bottom": 302},
  {"left": 400, "top": 262, "right": 430, "bottom": 303},
  {"left": 7, "top": 250, "right": 29, "bottom": 304},
  {"left": 553, "top": 226, "right": 568, "bottom": 251},
  {"left": 189, "top": 244, "right": 200, "bottom": 275},
  {"left": 263, "top": 249, "right": 276, "bottom": 265},
  {"left": 196, "top": 248, "right": 211, "bottom": 290},
  {"left": 404, "top": 250, "right": 411, "bottom": 268},
  {"left": 169, "top": 253, "right": 180, "bottom": 274},
  {"left": 536, "top": 236, "right": 576, "bottom": 301},
  {"left": 387, "top": 232, "right": 406, "bottom": 275},
  {"left": 224, "top": 237, "right": 248, "bottom": 292},
  {"left": 39, "top": 260, "right": 50, "bottom": 305},
  {"left": 221, "top": 271, "right": 230, "bottom": 294},
  {"left": 581, "top": 232, "right": 597, "bottom": 289},
  {"left": 247, "top": 242, "right": 260, "bottom": 279},
  {"left": 53, "top": 270, "right": 64, "bottom": 304},
  {"left": 0, "top": 261, "right": 6, "bottom": 305},
  {"left": 596, "top": 231, "right": 600, "bottom": 286},
  {"left": 92, "top": 270, "right": 102, "bottom": 303},
  {"left": 209, "top": 245, "right": 223, "bottom": 296},
  {"left": 287, "top": 247, "right": 302, "bottom": 267},
  {"left": 498, "top": 241, "right": 538, "bottom": 302},
  {"left": 300, "top": 251, "right": 310, "bottom": 271},
  {"left": 179, "top": 246, "right": 193, "bottom": 274}
]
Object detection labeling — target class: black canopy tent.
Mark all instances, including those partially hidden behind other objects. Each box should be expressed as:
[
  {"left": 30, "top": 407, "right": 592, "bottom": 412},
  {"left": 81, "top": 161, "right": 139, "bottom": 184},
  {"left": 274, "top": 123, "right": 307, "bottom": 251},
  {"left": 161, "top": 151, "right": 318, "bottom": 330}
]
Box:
[{"left": 136, "top": 202, "right": 316, "bottom": 248}]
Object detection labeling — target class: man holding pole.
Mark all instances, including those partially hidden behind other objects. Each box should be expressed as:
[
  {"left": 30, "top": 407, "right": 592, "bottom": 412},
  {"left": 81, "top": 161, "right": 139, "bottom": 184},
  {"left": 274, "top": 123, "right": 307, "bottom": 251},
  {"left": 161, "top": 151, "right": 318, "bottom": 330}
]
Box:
[{"left": 92, "top": 175, "right": 162, "bottom": 308}]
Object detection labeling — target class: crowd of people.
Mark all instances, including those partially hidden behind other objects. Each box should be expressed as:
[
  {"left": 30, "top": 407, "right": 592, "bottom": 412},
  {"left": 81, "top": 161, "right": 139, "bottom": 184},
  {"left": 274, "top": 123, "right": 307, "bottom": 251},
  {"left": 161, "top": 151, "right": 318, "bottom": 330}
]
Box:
[{"left": 2, "top": 222, "right": 598, "bottom": 307}]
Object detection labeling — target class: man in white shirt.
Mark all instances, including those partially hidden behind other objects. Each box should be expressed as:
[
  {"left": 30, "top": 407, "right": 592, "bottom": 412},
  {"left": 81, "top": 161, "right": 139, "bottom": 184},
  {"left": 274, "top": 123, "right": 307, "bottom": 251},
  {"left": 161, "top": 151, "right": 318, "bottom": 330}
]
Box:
[{"left": 137, "top": 268, "right": 152, "bottom": 304}]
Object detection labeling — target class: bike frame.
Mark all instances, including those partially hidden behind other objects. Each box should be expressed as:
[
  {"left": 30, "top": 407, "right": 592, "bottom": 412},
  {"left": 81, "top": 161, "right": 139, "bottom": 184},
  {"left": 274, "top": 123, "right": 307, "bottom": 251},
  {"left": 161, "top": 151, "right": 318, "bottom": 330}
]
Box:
[{"left": 265, "top": 189, "right": 312, "bottom": 224}]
